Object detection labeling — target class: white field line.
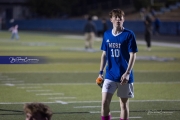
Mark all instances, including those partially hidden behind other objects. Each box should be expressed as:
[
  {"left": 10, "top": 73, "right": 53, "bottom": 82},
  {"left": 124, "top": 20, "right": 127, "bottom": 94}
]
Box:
[
  {"left": 0, "top": 78, "right": 15, "bottom": 81},
  {"left": 90, "top": 111, "right": 119, "bottom": 114},
  {"left": 111, "top": 116, "right": 142, "bottom": 119},
  {"left": 74, "top": 106, "right": 101, "bottom": 108},
  {"left": 0, "top": 102, "right": 56, "bottom": 105},
  {"left": 0, "top": 76, "right": 8, "bottom": 78},
  {"left": 1, "top": 81, "right": 24, "bottom": 83},
  {"left": 48, "top": 97, "right": 76, "bottom": 99},
  {"left": 90, "top": 110, "right": 142, "bottom": 119},
  {"left": 26, "top": 90, "right": 52, "bottom": 92},
  {"left": 5, "top": 83, "right": 15, "bottom": 86},
  {"left": 0, "top": 100, "right": 180, "bottom": 105},
  {"left": 66, "top": 100, "right": 180, "bottom": 104},
  {"left": 56, "top": 101, "right": 68, "bottom": 104},
  {"left": 134, "top": 82, "right": 180, "bottom": 84},
  {"left": 1, "top": 70, "right": 180, "bottom": 73},
  {"left": 129, "top": 117, "right": 142, "bottom": 119},
  {"left": 17, "top": 86, "right": 42, "bottom": 89},
  {"left": 3, "top": 81, "right": 179, "bottom": 86},
  {"left": 36, "top": 93, "right": 64, "bottom": 96}
]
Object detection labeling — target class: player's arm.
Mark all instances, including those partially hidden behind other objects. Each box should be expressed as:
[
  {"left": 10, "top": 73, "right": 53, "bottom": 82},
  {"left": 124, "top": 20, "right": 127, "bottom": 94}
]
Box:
[
  {"left": 120, "top": 52, "right": 136, "bottom": 85},
  {"left": 99, "top": 51, "right": 106, "bottom": 77},
  {"left": 96, "top": 51, "right": 106, "bottom": 88}
]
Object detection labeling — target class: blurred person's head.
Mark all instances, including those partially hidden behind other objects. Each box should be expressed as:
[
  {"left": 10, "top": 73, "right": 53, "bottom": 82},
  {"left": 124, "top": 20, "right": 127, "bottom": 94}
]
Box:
[
  {"left": 24, "top": 103, "right": 52, "bottom": 120},
  {"left": 15, "top": 25, "right": 18, "bottom": 28},
  {"left": 87, "top": 16, "right": 92, "bottom": 21},
  {"left": 109, "top": 9, "right": 125, "bottom": 28}
]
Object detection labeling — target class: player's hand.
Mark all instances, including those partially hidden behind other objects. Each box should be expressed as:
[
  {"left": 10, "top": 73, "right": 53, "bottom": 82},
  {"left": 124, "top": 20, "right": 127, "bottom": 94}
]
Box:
[
  {"left": 120, "top": 73, "right": 129, "bottom": 85},
  {"left": 96, "top": 75, "right": 104, "bottom": 88}
]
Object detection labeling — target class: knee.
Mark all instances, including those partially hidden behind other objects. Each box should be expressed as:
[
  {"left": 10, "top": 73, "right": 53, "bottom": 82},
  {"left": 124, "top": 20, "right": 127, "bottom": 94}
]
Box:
[
  {"left": 102, "top": 99, "right": 110, "bottom": 108},
  {"left": 121, "top": 103, "right": 128, "bottom": 111}
]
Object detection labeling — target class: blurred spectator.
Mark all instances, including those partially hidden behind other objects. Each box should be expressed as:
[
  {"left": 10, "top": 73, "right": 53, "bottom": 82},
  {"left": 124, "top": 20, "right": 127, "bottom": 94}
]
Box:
[
  {"left": 84, "top": 16, "right": 97, "bottom": 50},
  {"left": 102, "top": 18, "right": 108, "bottom": 36},
  {"left": 23, "top": 102, "right": 53, "bottom": 120},
  {"left": 97, "top": 18, "right": 108, "bottom": 37},
  {"left": 9, "top": 24, "right": 19, "bottom": 40},
  {"left": 144, "top": 8, "right": 153, "bottom": 51},
  {"left": 153, "top": 15, "right": 161, "bottom": 35},
  {"left": 140, "top": 7, "right": 146, "bottom": 20}
]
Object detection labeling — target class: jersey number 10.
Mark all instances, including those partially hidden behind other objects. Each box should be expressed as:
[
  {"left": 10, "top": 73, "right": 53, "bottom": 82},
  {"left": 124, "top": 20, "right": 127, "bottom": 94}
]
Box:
[{"left": 111, "top": 49, "right": 120, "bottom": 57}]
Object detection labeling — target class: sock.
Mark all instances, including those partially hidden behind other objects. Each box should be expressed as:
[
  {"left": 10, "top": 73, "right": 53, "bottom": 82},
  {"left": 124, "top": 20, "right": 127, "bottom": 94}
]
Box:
[{"left": 101, "top": 115, "right": 111, "bottom": 120}]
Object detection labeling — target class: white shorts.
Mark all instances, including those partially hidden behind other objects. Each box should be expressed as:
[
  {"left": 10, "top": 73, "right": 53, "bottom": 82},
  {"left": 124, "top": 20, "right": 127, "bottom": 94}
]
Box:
[{"left": 102, "top": 79, "right": 134, "bottom": 98}]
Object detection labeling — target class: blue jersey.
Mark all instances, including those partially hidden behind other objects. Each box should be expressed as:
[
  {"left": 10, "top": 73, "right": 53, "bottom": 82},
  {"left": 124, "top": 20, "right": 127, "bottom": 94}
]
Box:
[{"left": 101, "top": 28, "right": 138, "bottom": 83}]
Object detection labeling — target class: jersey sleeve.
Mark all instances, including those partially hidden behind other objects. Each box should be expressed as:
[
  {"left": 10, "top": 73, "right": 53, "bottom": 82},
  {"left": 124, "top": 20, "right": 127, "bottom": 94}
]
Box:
[{"left": 128, "top": 31, "right": 138, "bottom": 53}]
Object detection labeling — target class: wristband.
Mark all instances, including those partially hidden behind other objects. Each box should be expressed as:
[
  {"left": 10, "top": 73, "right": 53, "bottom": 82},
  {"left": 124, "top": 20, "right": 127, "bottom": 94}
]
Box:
[{"left": 99, "top": 71, "right": 103, "bottom": 75}]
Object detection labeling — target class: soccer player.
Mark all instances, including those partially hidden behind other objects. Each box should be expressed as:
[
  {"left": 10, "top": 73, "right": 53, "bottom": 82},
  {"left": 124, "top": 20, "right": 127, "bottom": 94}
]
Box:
[
  {"left": 23, "top": 102, "right": 53, "bottom": 120},
  {"left": 97, "top": 9, "right": 138, "bottom": 120},
  {"left": 84, "top": 16, "right": 96, "bottom": 50},
  {"left": 9, "top": 24, "right": 19, "bottom": 40},
  {"left": 144, "top": 9, "right": 153, "bottom": 51}
]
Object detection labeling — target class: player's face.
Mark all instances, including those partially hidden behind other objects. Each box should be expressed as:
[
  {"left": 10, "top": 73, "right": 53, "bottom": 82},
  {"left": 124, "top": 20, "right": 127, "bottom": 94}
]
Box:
[
  {"left": 110, "top": 15, "right": 124, "bottom": 28},
  {"left": 25, "top": 113, "right": 47, "bottom": 120}
]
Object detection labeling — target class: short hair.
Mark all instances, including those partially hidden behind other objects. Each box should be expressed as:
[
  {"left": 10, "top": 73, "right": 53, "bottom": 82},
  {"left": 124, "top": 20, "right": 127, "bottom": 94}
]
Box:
[
  {"left": 109, "top": 9, "right": 125, "bottom": 18},
  {"left": 23, "top": 103, "right": 53, "bottom": 120}
]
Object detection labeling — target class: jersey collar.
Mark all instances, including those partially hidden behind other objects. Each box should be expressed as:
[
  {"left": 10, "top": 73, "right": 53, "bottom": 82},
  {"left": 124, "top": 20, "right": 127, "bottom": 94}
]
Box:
[{"left": 112, "top": 27, "right": 124, "bottom": 36}]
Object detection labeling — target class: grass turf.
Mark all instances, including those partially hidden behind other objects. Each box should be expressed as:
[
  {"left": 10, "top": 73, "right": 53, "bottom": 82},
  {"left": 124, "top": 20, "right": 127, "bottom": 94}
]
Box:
[{"left": 0, "top": 31, "right": 180, "bottom": 120}]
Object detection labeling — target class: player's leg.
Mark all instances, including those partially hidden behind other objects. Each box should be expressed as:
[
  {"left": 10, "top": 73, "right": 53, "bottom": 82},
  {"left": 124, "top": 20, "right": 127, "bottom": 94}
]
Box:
[
  {"left": 144, "top": 32, "right": 148, "bottom": 47},
  {"left": 15, "top": 33, "right": 19, "bottom": 40},
  {"left": 147, "top": 32, "right": 151, "bottom": 50},
  {"left": 85, "top": 33, "right": 90, "bottom": 49},
  {"left": 101, "top": 92, "right": 113, "bottom": 120},
  {"left": 119, "top": 98, "right": 129, "bottom": 120},
  {"left": 89, "top": 32, "right": 95, "bottom": 49},
  {"left": 101, "top": 79, "right": 118, "bottom": 120},
  {"left": 11, "top": 33, "right": 15, "bottom": 40},
  {"left": 117, "top": 83, "right": 134, "bottom": 120}
]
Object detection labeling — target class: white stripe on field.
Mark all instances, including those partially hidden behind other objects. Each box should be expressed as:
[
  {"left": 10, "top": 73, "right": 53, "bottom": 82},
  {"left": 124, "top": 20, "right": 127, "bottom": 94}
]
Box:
[
  {"left": 66, "top": 99, "right": 180, "bottom": 104},
  {"left": 48, "top": 97, "right": 76, "bottom": 99},
  {"left": 111, "top": 116, "right": 142, "bottom": 119},
  {"left": 0, "top": 78, "right": 15, "bottom": 81},
  {"left": 17, "top": 86, "right": 42, "bottom": 89},
  {"left": 5, "top": 83, "right": 15, "bottom": 86},
  {"left": 129, "top": 117, "right": 142, "bottom": 119},
  {"left": 7, "top": 78, "right": 15, "bottom": 80},
  {"left": 3, "top": 82, "right": 179, "bottom": 86},
  {"left": 0, "top": 70, "right": 180, "bottom": 73},
  {"left": 0, "top": 99, "right": 180, "bottom": 105},
  {"left": 74, "top": 106, "right": 101, "bottom": 108},
  {"left": 26, "top": 90, "right": 52, "bottom": 92},
  {"left": 0, "top": 102, "right": 56, "bottom": 105},
  {"left": 36, "top": 93, "right": 64, "bottom": 96},
  {"left": 90, "top": 111, "right": 120, "bottom": 113},
  {"left": 1, "top": 81, "right": 24, "bottom": 83},
  {"left": 56, "top": 101, "right": 68, "bottom": 104},
  {"left": 0, "top": 76, "right": 8, "bottom": 78}
]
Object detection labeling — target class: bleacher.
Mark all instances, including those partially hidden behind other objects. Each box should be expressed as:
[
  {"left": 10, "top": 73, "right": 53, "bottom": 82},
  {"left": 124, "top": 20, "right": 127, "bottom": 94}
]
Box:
[{"left": 125, "top": 1, "right": 180, "bottom": 21}]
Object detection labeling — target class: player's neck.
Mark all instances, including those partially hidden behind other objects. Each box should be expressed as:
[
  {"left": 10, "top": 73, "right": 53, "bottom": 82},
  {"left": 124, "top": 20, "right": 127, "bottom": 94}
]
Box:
[{"left": 112, "top": 27, "right": 124, "bottom": 35}]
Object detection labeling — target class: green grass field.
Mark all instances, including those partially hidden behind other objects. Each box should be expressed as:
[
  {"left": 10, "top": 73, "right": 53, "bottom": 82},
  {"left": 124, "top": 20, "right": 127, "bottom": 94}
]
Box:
[{"left": 0, "top": 31, "right": 180, "bottom": 120}]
